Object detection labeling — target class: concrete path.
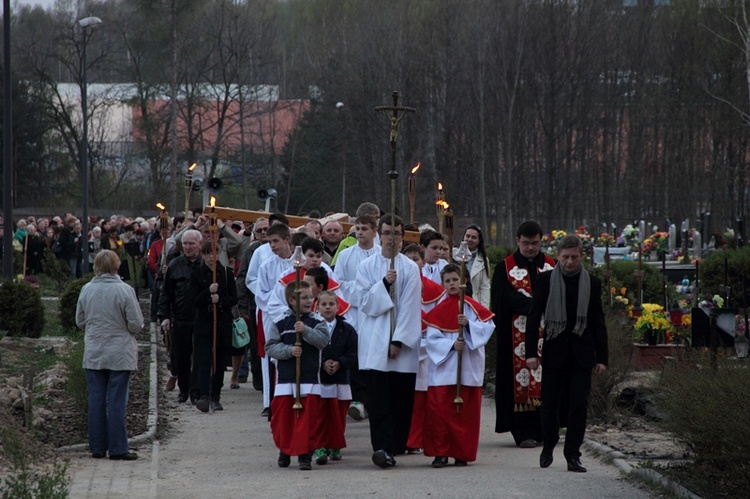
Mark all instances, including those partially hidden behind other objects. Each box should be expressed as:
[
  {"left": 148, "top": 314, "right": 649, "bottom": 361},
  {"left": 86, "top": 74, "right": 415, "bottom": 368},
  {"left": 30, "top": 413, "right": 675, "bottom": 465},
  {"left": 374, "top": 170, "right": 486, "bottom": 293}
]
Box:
[{"left": 65, "top": 369, "right": 654, "bottom": 499}]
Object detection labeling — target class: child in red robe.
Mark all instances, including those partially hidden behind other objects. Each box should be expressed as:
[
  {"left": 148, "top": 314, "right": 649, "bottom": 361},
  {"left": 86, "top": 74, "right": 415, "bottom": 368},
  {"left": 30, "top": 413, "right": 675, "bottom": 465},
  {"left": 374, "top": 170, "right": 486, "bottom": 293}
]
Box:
[
  {"left": 265, "top": 281, "right": 330, "bottom": 470},
  {"left": 311, "top": 291, "right": 358, "bottom": 464},
  {"left": 423, "top": 263, "right": 495, "bottom": 467}
]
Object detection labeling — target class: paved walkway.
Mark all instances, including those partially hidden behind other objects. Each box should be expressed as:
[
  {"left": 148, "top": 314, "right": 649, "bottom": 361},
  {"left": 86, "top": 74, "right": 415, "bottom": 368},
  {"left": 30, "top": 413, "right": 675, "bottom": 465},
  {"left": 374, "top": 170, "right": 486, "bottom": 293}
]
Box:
[{"left": 64, "top": 369, "right": 654, "bottom": 499}]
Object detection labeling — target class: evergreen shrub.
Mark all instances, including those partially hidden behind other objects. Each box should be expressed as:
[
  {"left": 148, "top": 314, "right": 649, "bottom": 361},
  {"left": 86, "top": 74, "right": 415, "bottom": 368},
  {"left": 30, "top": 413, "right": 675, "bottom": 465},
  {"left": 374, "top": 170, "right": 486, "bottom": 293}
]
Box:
[
  {"left": 58, "top": 275, "right": 94, "bottom": 332},
  {"left": 698, "top": 247, "right": 750, "bottom": 307},
  {"left": 0, "top": 279, "right": 45, "bottom": 338}
]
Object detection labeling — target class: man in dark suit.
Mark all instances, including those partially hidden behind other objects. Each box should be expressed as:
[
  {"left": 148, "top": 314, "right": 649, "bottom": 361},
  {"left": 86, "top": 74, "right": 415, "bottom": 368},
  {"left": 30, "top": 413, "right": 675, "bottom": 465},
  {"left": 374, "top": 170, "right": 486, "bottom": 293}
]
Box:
[{"left": 525, "top": 235, "right": 608, "bottom": 473}]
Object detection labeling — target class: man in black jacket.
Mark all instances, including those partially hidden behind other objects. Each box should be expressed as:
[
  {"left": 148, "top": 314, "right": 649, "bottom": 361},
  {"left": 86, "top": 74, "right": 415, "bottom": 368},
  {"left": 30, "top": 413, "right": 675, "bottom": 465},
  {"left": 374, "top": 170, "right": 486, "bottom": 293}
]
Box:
[
  {"left": 158, "top": 229, "right": 203, "bottom": 403},
  {"left": 525, "top": 235, "right": 608, "bottom": 473}
]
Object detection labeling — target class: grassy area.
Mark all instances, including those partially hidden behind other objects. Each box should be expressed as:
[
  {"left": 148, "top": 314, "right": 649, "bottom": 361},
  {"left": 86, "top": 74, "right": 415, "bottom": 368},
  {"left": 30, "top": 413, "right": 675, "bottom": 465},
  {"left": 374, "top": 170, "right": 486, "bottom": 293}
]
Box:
[{"left": 41, "top": 299, "right": 66, "bottom": 337}]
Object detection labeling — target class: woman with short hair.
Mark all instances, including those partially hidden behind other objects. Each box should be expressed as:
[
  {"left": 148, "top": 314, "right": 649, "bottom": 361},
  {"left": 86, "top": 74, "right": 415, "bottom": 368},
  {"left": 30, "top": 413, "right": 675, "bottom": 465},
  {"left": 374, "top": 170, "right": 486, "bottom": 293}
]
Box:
[{"left": 76, "top": 249, "right": 144, "bottom": 460}]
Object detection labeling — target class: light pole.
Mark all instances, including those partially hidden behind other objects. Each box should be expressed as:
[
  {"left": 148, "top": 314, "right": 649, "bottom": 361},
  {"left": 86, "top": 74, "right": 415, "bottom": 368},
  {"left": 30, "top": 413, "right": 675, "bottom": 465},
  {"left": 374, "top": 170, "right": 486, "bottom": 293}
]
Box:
[
  {"left": 3, "top": 0, "right": 13, "bottom": 278},
  {"left": 336, "top": 102, "right": 345, "bottom": 213},
  {"left": 77, "top": 16, "right": 102, "bottom": 274}
]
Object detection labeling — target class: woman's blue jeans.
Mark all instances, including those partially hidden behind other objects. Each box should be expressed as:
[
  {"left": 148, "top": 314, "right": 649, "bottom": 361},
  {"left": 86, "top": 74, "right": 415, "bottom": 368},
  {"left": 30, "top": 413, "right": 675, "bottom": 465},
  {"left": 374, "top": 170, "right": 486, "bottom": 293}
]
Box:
[{"left": 86, "top": 369, "right": 131, "bottom": 456}]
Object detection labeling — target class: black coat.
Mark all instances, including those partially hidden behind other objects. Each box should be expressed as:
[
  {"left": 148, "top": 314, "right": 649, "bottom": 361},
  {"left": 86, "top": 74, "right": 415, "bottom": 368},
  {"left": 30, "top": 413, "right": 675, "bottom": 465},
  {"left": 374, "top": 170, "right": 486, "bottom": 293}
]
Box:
[
  {"left": 491, "top": 250, "right": 552, "bottom": 433},
  {"left": 190, "top": 262, "right": 237, "bottom": 346},
  {"left": 157, "top": 255, "right": 202, "bottom": 325},
  {"left": 525, "top": 271, "right": 608, "bottom": 369},
  {"left": 320, "top": 316, "right": 358, "bottom": 385}
]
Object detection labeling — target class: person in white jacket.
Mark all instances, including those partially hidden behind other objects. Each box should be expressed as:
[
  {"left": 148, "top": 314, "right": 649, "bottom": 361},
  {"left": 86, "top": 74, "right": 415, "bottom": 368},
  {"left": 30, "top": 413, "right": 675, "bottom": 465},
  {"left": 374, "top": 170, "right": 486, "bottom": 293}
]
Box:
[
  {"left": 76, "top": 250, "right": 144, "bottom": 461},
  {"left": 355, "top": 214, "right": 421, "bottom": 469}
]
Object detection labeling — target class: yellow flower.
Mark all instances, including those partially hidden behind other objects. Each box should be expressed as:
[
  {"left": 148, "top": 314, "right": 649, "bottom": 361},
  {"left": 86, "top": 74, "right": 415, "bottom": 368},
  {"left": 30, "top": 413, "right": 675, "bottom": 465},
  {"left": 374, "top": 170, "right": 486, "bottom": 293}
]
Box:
[{"left": 641, "top": 303, "right": 664, "bottom": 314}]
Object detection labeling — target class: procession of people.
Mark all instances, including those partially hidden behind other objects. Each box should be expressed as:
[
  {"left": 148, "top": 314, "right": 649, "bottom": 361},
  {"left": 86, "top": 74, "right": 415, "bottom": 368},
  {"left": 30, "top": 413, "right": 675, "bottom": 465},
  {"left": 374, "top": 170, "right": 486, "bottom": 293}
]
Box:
[{"left": 4, "top": 202, "right": 608, "bottom": 472}]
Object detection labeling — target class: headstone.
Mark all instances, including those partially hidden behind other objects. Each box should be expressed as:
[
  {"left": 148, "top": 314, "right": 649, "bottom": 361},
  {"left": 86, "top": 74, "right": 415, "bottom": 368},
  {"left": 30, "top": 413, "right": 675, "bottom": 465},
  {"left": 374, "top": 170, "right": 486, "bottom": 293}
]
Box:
[
  {"left": 681, "top": 218, "right": 689, "bottom": 257},
  {"left": 692, "top": 229, "right": 702, "bottom": 259},
  {"left": 638, "top": 220, "right": 646, "bottom": 241},
  {"left": 669, "top": 224, "right": 676, "bottom": 252}
]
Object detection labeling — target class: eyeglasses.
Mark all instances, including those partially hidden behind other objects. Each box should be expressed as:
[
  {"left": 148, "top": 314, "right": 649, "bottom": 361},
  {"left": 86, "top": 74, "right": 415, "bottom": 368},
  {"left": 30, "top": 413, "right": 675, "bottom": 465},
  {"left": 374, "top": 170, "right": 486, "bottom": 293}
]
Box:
[
  {"left": 380, "top": 231, "right": 403, "bottom": 237},
  {"left": 519, "top": 241, "right": 541, "bottom": 248},
  {"left": 254, "top": 227, "right": 268, "bottom": 234}
]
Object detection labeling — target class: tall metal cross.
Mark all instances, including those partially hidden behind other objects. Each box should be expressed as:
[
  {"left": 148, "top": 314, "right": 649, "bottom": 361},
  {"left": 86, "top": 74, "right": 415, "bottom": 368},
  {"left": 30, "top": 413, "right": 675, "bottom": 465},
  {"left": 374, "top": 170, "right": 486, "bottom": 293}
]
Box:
[{"left": 375, "top": 91, "right": 415, "bottom": 342}]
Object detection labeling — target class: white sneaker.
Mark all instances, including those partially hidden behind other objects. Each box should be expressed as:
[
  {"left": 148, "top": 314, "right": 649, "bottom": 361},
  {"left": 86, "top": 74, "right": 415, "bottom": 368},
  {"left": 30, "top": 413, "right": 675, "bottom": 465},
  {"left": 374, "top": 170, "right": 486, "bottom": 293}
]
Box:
[{"left": 348, "top": 401, "right": 366, "bottom": 420}]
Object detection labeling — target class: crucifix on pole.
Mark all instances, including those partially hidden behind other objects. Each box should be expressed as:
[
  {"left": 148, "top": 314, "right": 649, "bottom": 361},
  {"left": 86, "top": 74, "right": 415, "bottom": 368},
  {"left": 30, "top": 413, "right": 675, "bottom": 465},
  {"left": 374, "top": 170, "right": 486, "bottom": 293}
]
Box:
[{"left": 375, "top": 91, "right": 415, "bottom": 343}]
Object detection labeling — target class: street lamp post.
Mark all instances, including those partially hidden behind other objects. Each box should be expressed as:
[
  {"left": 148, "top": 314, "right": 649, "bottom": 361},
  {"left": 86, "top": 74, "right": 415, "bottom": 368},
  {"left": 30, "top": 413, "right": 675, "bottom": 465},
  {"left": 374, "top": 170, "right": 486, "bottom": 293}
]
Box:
[
  {"left": 77, "top": 16, "right": 102, "bottom": 274},
  {"left": 336, "top": 102, "right": 345, "bottom": 213}
]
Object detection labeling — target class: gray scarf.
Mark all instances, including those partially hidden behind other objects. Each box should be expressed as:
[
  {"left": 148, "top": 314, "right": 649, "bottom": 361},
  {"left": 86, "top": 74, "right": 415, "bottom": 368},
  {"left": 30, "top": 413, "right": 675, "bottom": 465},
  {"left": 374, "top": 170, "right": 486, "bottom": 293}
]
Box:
[{"left": 544, "top": 262, "right": 590, "bottom": 340}]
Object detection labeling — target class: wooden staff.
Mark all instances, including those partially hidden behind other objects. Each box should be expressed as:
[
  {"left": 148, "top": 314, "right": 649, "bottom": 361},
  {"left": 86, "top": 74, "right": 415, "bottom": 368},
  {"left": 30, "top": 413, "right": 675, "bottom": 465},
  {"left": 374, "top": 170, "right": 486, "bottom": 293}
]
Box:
[
  {"left": 22, "top": 232, "right": 28, "bottom": 276},
  {"left": 208, "top": 197, "right": 218, "bottom": 374},
  {"left": 157, "top": 202, "right": 170, "bottom": 350},
  {"left": 454, "top": 241, "right": 470, "bottom": 409},
  {"left": 291, "top": 246, "right": 306, "bottom": 412}
]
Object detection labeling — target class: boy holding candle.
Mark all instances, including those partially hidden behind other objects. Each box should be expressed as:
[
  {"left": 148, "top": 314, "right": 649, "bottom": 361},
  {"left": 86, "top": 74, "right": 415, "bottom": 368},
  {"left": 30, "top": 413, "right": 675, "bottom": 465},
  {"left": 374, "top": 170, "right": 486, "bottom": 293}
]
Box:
[{"left": 265, "top": 281, "right": 330, "bottom": 470}]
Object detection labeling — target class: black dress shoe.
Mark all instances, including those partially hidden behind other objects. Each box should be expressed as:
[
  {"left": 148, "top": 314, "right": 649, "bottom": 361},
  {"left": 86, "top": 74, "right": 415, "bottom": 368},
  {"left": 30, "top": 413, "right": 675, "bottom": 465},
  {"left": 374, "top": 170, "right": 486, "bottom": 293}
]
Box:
[
  {"left": 109, "top": 452, "right": 138, "bottom": 461},
  {"left": 540, "top": 453, "right": 553, "bottom": 468},
  {"left": 278, "top": 452, "right": 291, "bottom": 468},
  {"left": 454, "top": 459, "right": 468, "bottom": 466},
  {"left": 177, "top": 392, "right": 189, "bottom": 403},
  {"left": 566, "top": 458, "right": 587, "bottom": 473},
  {"left": 91, "top": 452, "right": 106, "bottom": 459},
  {"left": 260, "top": 407, "right": 270, "bottom": 417},
  {"left": 431, "top": 456, "right": 448, "bottom": 468}
]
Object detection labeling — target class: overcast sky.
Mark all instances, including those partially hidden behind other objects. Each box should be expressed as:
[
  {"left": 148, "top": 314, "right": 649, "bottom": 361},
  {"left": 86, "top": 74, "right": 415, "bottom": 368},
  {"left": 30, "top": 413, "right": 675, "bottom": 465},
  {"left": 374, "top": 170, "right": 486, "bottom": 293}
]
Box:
[{"left": 14, "top": 0, "right": 57, "bottom": 10}]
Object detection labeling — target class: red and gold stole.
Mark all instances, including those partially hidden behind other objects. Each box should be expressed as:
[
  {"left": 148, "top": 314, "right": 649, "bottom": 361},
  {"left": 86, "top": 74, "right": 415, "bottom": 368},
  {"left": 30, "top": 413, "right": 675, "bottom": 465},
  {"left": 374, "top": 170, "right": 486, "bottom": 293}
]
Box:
[{"left": 505, "top": 253, "right": 555, "bottom": 411}]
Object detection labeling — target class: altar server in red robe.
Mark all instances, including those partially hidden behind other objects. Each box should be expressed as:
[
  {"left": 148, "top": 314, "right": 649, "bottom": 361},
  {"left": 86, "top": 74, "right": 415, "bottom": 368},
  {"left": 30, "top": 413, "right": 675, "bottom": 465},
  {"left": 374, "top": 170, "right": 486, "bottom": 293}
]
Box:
[{"left": 423, "top": 264, "right": 495, "bottom": 467}]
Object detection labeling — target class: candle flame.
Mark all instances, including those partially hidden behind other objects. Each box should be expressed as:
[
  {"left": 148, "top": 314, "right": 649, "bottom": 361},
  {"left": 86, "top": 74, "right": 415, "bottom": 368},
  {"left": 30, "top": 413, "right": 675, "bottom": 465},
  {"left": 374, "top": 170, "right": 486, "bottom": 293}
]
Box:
[
  {"left": 444, "top": 203, "right": 450, "bottom": 210},
  {"left": 437, "top": 182, "right": 443, "bottom": 191},
  {"left": 188, "top": 163, "right": 197, "bottom": 172},
  {"left": 156, "top": 202, "right": 165, "bottom": 210},
  {"left": 411, "top": 162, "right": 421, "bottom": 175},
  {"left": 435, "top": 200, "right": 450, "bottom": 209},
  {"left": 210, "top": 196, "right": 216, "bottom": 207}
]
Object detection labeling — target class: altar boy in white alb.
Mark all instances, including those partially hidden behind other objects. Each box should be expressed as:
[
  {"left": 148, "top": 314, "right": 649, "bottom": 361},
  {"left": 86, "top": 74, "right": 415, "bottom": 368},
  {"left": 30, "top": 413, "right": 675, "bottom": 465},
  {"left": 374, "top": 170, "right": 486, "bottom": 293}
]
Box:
[
  {"left": 423, "top": 263, "right": 495, "bottom": 468},
  {"left": 355, "top": 214, "right": 422, "bottom": 469}
]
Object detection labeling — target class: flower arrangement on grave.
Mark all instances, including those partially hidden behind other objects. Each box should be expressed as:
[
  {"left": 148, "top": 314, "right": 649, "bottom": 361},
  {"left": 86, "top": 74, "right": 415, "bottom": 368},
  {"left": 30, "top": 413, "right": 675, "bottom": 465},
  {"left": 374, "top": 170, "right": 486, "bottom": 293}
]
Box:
[
  {"left": 671, "top": 311, "right": 692, "bottom": 345},
  {"left": 642, "top": 231, "right": 669, "bottom": 256},
  {"left": 541, "top": 229, "right": 567, "bottom": 256},
  {"left": 634, "top": 303, "right": 672, "bottom": 344},
  {"left": 596, "top": 233, "right": 616, "bottom": 247},
  {"left": 735, "top": 314, "right": 748, "bottom": 338},
  {"left": 576, "top": 226, "right": 595, "bottom": 255},
  {"left": 619, "top": 224, "right": 640, "bottom": 250},
  {"left": 697, "top": 294, "right": 725, "bottom": 308}
]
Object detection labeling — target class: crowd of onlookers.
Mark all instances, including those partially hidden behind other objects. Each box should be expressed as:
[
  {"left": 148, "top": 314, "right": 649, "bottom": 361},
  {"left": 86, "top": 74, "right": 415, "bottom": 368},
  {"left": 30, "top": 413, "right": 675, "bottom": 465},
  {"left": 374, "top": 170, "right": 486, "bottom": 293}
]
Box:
[{"left": 0, "top": 212, "right": 179, "bottom": 281}]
